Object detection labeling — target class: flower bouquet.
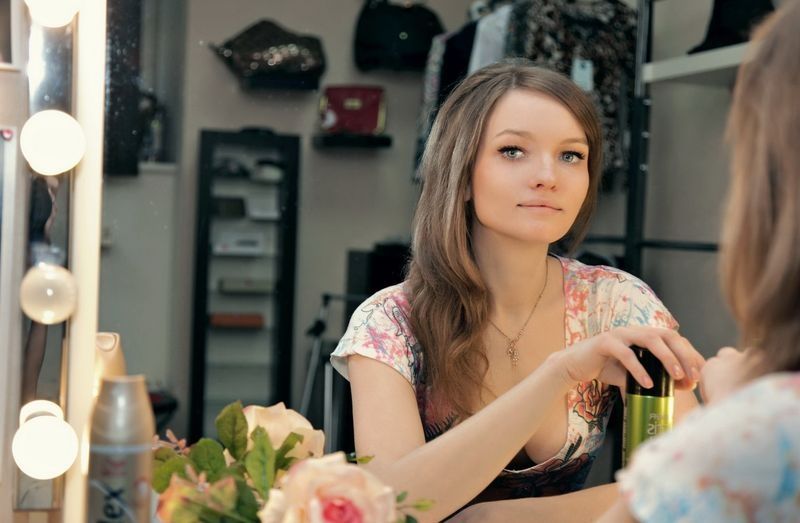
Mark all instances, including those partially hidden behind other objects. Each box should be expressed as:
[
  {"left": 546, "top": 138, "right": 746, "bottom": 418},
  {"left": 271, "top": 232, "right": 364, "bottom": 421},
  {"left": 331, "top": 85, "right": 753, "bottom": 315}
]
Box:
[{"left": 152, "top": 402, "right": 432, "bottom": 522}]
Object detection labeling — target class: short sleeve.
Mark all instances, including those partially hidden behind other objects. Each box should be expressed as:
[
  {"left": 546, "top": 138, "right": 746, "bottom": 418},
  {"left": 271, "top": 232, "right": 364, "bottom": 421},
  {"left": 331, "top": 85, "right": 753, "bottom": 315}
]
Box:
[
  {"left": 329, "top": 285, "right": 419, "bottom": 387},
  {"left": 616, "top": 373, "right": 800, "bottom": 522},
  {"left": 610, "top": 272, "right": 678, "bottom": 331}
]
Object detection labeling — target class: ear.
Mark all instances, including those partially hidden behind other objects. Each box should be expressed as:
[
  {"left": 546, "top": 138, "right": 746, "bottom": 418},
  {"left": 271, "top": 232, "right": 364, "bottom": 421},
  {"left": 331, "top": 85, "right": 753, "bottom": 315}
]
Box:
[{"left": 464, "top": 183, "right": 472, "bottom": 202}]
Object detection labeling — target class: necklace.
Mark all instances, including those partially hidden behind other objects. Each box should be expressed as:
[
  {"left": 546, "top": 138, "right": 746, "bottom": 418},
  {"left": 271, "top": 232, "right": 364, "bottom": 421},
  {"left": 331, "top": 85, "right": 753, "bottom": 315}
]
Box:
[{"left": 488, "top": 259, "right": 549, "bottom": 367}]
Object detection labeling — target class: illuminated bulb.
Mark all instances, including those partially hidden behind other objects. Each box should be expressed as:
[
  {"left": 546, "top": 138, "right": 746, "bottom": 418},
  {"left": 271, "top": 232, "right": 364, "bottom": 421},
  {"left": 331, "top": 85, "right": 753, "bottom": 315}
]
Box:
[
  {"left": 12, "top": 400, "right": 78, "bottom": 479},
  {"left": 20, "top": 110, "right": 86, "bottom": 176},
  {"left": 20, "top": 262, "right": 78, "bottom": 324},
  {"left": 24, "top": 0, "right": 82, "bottom": 28}
]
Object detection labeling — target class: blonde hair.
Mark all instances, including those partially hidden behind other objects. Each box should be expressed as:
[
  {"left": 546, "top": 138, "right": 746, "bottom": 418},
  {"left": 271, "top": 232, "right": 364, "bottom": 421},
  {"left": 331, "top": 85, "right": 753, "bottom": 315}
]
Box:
[
  {"left": 407, "top": 61, "right": 603, "bottom": 417},
  {"left": 722, "top": 0, "right": 800, "bottom": 375}
]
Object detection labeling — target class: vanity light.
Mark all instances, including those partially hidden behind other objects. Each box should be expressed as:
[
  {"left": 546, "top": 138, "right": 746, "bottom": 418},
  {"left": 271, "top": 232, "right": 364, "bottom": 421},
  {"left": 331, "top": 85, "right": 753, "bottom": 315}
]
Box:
[
  {"left": 20, "top": 244, "right": 78, "bottom": 325},
  {"left": 12, "top": 400, "right": 79, "bottom": 480},
  {"left": 20, "top": 110, "right": 86, "bottom": 176},
  {"left": 23, "top": 0, "right": 82, "bottom": 28}
]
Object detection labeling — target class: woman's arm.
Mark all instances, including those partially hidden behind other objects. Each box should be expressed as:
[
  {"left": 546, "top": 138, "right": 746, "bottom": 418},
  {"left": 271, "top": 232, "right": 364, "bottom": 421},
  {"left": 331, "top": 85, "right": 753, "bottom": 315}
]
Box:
[
  {"left": 350, "top": 352, "right": 574, "bottom": 522},
  {"left": 349, "top": 327, "right": 702, "bottom": 522},
  {"left": 450, "top": 483, "right": 622, "bottom": 523},
  {"left": 596, "top": 498, "right": 637, "bottom": 523}
]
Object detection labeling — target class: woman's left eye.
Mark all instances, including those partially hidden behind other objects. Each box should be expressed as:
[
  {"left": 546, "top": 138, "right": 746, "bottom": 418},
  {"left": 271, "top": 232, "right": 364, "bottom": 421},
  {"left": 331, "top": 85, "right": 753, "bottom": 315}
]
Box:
[{"left": 560, "top": 151, "right": 586, "bottom": 164}]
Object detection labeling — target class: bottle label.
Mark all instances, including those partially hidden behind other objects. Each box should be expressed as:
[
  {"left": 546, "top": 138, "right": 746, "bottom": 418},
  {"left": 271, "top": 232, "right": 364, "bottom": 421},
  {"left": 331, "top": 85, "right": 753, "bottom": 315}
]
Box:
[
  {"left": 87, "top": 444, "right": 152, "bottom": 523},
  {"left": 622, "top": 394, "right": 674, "bottom": 467}
]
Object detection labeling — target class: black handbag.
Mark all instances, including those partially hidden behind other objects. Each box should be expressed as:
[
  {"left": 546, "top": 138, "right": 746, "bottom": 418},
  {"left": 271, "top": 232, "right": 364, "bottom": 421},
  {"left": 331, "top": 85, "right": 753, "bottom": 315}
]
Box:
[
  {"left": 210, "top": 19, "right": 326, "bottom": 90},
  {"left": 689, "top": 0, "right": 774, "bottom": 54},
  {"left": 354, "top": 0, "right": 444, "bottom": 72}
]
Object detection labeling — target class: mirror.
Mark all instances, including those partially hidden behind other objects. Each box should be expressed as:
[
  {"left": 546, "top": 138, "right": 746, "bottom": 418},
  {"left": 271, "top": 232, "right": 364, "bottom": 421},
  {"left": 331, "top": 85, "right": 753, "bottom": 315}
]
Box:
[{"left": 0, "top": 0, "right": 745, "bottom": 517}]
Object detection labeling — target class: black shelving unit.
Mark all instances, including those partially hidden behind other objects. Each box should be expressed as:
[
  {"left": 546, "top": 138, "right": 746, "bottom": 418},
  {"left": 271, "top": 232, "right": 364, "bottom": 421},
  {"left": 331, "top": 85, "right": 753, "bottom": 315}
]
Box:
[
  {"left": 189, "top": 127, "right": 300, "bottom": 442},
  {"left": 587, "top": 0, "right": 725, "bottom": 276}
]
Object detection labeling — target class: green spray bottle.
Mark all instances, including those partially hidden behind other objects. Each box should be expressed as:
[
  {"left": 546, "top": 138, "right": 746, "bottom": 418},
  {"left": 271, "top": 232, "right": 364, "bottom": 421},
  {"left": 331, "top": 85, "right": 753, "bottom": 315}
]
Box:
[{"left": 622, "top": 345, "right": 674, "bottom": 467}]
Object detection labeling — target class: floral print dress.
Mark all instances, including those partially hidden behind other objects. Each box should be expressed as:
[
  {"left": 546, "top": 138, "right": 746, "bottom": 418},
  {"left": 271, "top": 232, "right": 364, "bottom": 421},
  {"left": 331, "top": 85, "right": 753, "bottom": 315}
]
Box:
[
  {"left": 331, "top": 256, "right": 677, "bottom": 502},
  {"left": 618, "top": 372, "right": 800, "bottom": 522}
]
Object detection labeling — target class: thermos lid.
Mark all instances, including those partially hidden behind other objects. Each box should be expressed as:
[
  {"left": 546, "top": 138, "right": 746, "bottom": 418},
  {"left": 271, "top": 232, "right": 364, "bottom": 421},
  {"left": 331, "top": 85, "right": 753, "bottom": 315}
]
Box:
[{"left": 626, "top": 345, "right": 674, "bottom": 397}]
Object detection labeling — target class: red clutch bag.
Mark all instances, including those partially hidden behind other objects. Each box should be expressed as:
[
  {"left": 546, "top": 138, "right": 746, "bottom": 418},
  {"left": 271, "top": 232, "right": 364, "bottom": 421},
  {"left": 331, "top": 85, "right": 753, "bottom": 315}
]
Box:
[{"left": 319, "top": 85, "right": 386, "bottom": 135}]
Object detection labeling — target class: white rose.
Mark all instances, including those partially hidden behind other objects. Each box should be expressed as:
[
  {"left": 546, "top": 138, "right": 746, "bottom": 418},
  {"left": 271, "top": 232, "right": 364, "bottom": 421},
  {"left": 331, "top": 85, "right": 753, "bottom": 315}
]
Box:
[{"left": 243, "top": 402, "right": 325, "bottom": 460}]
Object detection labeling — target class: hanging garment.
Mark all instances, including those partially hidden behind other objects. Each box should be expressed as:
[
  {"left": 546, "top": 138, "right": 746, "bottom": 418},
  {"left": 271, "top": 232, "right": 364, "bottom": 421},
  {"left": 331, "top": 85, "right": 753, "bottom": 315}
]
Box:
[
  {"left": 414, "top": 32, "right": 452, "bottom": 180},
  {"left": 507, "top": 0, "right": 637, "bottom": 188},
  {"left": 437, "top": 21, "right": 479, "bottom": 109},
  {"left": 468, "top": 3, "right": 514, "bottom": 73},
  {"left": 413, "top": 22, "right": 478, "bottom": 180}
]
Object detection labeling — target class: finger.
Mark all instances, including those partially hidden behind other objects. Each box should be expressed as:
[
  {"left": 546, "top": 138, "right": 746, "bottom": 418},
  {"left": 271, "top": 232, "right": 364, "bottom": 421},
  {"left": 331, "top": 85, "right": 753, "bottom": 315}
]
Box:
[
  {"left": 664, "top": 332, "right": 704, "bottom": 382},
  {"left": 625, "top": 329, "right": 686, "bottom": 381},
  {"left": 619, "top": 327, "right": 699, "bottom": 381},
  {"left": 608, "top": 338, "right": 653, "bottom": 389},
  {"left": 717, "top": 346, "right": 741, "bottom": 357},
  {"left": 674, "top": 376, "right": 698, "bottom": 391}
]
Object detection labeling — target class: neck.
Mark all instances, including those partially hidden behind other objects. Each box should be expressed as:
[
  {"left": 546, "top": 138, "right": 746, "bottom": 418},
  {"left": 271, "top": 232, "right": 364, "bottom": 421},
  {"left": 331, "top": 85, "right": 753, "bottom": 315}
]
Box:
[{"left": 472, "top": 228, "right": 550, "bottom": 318}]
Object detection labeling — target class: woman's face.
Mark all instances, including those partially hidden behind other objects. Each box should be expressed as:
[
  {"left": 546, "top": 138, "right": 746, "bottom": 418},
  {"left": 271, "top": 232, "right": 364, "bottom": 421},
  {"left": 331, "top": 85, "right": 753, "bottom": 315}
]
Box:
[{"left": 469, "top": 89, "right": 590, "bottom": 246}]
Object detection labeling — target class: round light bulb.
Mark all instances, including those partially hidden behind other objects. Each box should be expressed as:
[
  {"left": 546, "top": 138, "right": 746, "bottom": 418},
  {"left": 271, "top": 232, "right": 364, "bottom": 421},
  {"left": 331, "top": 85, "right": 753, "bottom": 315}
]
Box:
[
  {"left": 20, "top": 110, "right": 86, "bottom": 176},
  {"left": 20, "top": 262, "right": 78, "bottom": 324},
  {"left": 24, "top": 0, "right": 82, "bottom": 28},
  {"left": 12, "top": 400, "right": 78, "bottom": 480}
]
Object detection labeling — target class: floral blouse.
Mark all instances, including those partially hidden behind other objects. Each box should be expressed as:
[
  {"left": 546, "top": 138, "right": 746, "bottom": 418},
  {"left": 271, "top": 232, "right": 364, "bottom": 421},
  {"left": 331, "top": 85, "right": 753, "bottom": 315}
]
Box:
[
  {"left": 331, "top": 256, "right": 677, "bottom": 503},
  {"left": 617, "top": 372, "right": 800, "bottom": 523}
]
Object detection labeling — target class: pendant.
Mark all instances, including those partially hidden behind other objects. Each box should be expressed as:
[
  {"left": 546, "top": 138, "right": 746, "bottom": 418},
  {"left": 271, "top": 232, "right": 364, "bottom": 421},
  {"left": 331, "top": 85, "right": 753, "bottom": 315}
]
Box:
[{"left": 507, "top": 340, "right": 519, "bottom": 367}]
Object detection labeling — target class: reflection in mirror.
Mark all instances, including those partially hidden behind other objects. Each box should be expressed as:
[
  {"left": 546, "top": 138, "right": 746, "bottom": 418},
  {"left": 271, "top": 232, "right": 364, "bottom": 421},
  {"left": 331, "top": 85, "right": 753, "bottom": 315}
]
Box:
[{"left": 14, "top": 14, "right": 74, "bottom": 511}]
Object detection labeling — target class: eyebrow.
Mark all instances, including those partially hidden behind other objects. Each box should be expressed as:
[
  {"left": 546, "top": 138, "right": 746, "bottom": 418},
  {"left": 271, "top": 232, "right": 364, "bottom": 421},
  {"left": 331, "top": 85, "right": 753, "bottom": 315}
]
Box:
[{"left": 494, "top": 129, "right": 588, "bottom": 146}]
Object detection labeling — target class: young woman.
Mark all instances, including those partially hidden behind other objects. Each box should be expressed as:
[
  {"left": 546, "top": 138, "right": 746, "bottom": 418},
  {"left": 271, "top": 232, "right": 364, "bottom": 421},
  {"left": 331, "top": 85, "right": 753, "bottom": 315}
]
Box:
[
  {"left": 331, "top": 61, "right": 704, "bottom": 522},
  {"left": 595, "top": 2, "right": 800, "bottom": 521}
]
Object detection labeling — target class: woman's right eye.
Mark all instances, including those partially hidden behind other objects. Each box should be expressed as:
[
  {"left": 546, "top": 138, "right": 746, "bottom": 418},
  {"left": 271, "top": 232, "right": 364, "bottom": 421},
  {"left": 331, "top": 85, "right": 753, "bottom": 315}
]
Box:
[{"left": 499, "top": 146, "right": 525, "bottom": 160}]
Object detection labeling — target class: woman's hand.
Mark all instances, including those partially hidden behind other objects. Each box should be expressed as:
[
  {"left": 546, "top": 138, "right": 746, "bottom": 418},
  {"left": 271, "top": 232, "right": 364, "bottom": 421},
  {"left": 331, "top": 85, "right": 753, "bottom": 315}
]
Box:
[
  {"left": 551, "top": 326, "right": 704, "bottom": 391},
  {"left": 700, "top": 346, "right": 751, "bottom": 404}
]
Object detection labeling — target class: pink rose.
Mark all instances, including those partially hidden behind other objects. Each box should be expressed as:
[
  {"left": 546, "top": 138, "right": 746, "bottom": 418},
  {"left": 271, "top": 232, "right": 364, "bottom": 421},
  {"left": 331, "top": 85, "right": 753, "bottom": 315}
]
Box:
[{"left": 258, "top": 453, "right": 397, "bottom": 523}]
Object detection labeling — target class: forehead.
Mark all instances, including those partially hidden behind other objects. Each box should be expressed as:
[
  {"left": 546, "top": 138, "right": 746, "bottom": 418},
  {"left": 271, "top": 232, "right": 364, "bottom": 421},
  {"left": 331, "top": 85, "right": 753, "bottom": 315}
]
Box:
[{"left": 483, "top": 89, "right": 586, "bottom": 140}]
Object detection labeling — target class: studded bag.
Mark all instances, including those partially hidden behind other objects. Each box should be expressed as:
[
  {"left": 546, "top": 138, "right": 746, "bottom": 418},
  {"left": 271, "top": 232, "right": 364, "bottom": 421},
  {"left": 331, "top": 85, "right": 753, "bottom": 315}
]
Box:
[{"left": 210, "top": 19, "right": 326, "bottom": 89}]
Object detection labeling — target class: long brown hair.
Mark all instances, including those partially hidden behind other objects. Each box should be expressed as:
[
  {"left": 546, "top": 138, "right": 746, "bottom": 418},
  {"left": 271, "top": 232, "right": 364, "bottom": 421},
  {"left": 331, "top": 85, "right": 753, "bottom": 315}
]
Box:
[
  {"left": 722, "top": 1, "right": 800, "bottom": 376},
  {"left": 407, "top": 61, "right": 603, "bottom": 417}
]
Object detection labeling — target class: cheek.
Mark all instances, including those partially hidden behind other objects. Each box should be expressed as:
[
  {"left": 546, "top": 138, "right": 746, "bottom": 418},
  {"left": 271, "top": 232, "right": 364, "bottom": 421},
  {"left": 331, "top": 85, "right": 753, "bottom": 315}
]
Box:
[{"left": 569, "top": 171, "right": 590, "bottom": 210}]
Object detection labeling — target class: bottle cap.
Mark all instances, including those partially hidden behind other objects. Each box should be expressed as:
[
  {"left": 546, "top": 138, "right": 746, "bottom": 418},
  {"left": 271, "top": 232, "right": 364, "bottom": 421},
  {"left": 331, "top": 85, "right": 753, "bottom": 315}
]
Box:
[{"left": 626, "top": 345, "right": 674, "bottom": 397}]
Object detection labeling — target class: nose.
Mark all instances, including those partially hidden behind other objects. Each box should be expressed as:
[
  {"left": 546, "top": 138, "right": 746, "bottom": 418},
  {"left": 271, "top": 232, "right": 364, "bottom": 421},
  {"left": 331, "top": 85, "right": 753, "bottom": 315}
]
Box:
[{"left": 529, "top": 156, "right": 557, "bottom": 190}]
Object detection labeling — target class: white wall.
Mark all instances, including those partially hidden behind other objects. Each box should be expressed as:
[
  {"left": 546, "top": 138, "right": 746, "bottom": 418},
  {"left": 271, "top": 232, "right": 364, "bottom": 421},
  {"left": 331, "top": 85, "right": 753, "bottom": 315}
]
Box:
[{"left": 98, "top": 163, "right": 177, "bottom": 389}]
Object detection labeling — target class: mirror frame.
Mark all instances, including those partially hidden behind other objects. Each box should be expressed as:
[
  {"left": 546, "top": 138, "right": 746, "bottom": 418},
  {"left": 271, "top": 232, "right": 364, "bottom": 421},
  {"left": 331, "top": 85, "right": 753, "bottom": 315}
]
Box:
[{"left": 61, "top": 0, "right": 108, "bottom": 520}]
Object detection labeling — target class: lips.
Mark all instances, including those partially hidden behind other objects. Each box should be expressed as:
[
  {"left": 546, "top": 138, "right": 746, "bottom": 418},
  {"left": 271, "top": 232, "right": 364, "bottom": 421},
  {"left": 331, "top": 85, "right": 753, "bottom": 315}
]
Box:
[{"left": 518, "top": 201, "right": 562, "bottom": 211}]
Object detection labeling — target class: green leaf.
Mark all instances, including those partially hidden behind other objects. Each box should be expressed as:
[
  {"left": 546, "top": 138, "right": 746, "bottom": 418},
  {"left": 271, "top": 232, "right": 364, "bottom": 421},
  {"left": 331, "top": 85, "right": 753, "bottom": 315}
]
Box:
[
  {"left": 411, "top": 499, "right": 435, "bottom": 511},
  {"left": 395, "top": 491, "right": 408, "bottom": 503},
  {"left": 215, "top": 401, "right": 248, "bottom": 460},
  {"left": 154, "top": 446, "right": 179, "bottom": 465},
  {"left": 244, "top": 427, "right": 276, "bottom": 500},
  {"left": 207, "top": 476, "right": 238, "bottom": 514},
  {"left": 275, "top": 432, "right": 304, "bottom": 471},
  {"left": 222, "top": 462, "right": 247, "bottom": 480},
  {"left": 404, "top": 516, "right": 418, "bottom": 523},
  {"left": 234, "top": 477, "right": 260, "bottom": 521},
  {"left": 152, "top": 455, "right": 190, "bottom": 493},
  {"left": 346, "top": 452, "right": 374, "bottom": 464},
  {"left": 189, "top": 438, "right": 227, "bottom": 482}
]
